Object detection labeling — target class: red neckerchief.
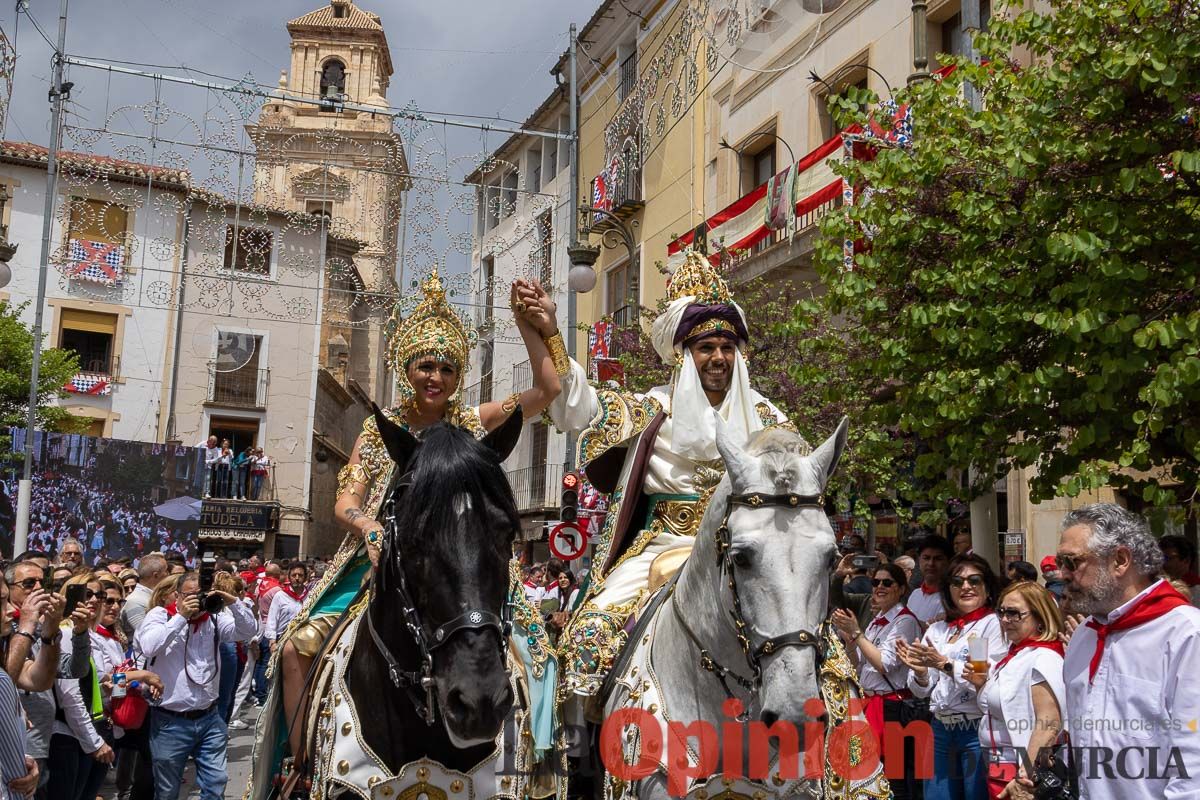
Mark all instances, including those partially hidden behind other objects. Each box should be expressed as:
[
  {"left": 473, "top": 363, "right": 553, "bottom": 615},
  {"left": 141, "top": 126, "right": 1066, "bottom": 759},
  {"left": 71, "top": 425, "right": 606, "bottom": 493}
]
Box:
[
  {"left": 870, "top": 606, "right": 917, "bottom": 628},
  {"left": 994, "top": 637, "right": 1064, "bottom": 673},
  {"left": 257, "top": 577, "right": 280, "bottom": 599},
  {"left": 166, "top": 603, "right": 210, "bottom": 631},
  {"left": 523, "top": 580, "right": 539, "bottom": 590},
  {"left": 1085, "top": 581, "right": 1189, "bottom": 684},
  {"left": 94, "top": 624, "right": 118, "bottom": 640},
  {"left": 948, "top": 605, "right": 993, "bottom": 631},
  {"left": 919, "top": 582, "right": 939, "bottom": 595},
  {"left": 281, "top": 585, "right": 306, "bottom": 603},
  {"left": 10, "top": 609, "right": 19, "bottom": 623}
]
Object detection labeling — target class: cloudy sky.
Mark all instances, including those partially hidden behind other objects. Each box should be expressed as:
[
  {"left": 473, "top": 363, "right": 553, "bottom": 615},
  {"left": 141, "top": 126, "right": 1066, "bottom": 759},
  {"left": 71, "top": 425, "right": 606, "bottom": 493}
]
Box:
[
  {"left": 0, "top": 0, "right": 600, "bottom": 283},
  {"left": 2, "top": 0, "right": 595, "bottom": 157}
]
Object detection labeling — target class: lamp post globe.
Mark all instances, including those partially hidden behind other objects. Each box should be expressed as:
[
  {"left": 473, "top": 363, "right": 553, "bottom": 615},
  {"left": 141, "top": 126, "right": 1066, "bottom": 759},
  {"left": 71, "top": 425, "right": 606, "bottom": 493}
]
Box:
[
  {"left": 0, "top": 261, "right": 11, "bottom": 290},
  {"left": 568, "top": 264, "right": 597, "bottom": 293},
  {"left": 567, "top": 241, "right": 600, "bottom": 293}
]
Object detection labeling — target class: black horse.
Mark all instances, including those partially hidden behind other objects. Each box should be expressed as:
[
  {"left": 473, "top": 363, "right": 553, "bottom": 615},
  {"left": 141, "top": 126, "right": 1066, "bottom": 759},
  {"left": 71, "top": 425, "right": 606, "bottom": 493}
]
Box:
[{"left": 344, "top": 405, "right": 522, "bottom": 772}]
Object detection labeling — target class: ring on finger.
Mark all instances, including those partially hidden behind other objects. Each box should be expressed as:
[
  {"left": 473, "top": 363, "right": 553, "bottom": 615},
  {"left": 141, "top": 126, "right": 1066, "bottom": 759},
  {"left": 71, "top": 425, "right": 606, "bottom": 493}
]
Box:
[{"left": 515, "top": 301, "right": 527, "bottom": 313}]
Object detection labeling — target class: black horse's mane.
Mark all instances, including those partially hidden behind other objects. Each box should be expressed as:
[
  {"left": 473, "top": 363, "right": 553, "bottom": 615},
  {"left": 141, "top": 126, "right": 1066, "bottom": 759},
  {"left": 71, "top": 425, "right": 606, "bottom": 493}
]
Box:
[{"left": 381, "top": 423, "right": 519, "bottom": 574}]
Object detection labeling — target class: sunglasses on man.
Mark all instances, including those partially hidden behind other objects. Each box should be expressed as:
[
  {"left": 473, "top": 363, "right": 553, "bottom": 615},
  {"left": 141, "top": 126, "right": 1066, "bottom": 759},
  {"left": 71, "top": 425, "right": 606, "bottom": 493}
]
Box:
[{"left": 16, "top": 577, "right": 44, "bottom": 591}]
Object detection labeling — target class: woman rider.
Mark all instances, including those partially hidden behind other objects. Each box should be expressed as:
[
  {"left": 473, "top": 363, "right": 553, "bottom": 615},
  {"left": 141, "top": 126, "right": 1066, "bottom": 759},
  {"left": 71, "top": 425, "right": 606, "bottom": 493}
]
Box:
[{"left": 271, "top": 270, "right": 566, "bottom": 769}]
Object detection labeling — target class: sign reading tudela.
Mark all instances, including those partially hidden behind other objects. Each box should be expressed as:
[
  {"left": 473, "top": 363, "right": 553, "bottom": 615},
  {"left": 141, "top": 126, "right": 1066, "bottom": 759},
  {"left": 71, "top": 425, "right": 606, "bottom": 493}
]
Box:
[{"left": 199, "top": 500, "right": 280, "bottom": 532}]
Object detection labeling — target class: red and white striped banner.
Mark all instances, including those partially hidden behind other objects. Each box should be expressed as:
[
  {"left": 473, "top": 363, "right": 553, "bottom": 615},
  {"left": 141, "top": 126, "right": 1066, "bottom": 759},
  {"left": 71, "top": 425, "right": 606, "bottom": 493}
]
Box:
[{"left": 667, "top": 132, "right": 845, "bottom": 268}]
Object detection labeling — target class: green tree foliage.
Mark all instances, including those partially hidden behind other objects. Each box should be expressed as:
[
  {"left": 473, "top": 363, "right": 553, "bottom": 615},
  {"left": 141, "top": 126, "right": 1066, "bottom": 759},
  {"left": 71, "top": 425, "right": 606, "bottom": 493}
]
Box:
[
  {"left": 0, "top": 301, "right": 83, "bottom": 463},
  {"left": 808, "top": 0, "right": 1200, "bottom": 509}
]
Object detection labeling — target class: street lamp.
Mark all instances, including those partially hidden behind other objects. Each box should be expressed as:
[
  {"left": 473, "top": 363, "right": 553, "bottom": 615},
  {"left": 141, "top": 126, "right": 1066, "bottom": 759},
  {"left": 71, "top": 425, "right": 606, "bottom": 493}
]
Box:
[{"left": 568, "top": 204, "right": 640, "bottom": 293}]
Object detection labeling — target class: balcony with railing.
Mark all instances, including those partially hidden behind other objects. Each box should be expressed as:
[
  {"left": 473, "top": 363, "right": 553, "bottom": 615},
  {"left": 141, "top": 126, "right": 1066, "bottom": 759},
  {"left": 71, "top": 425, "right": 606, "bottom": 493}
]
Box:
[
  {"left": 619, "top": 53, "right": 638, "bottom": 102},
  {"left": 512, "top": 360, "right": 532, "bottom": 393},
  {"left": 506, "top": 462, "right": 565, "bottom": 514},
  {"left": 725, "top": 193, "right": 842, "bottom": 282},
  {"left": 207, "top": 363, "right": 269, "bottom": 409},
  {"left": 463, "top": 374, "right": 494, "bottom": 407}
]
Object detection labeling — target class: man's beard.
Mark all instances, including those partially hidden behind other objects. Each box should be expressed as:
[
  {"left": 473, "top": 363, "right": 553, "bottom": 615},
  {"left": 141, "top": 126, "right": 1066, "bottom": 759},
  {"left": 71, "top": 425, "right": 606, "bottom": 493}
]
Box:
[{"left": 1065, "top": 566, "right": 1120, "bottom": 617}]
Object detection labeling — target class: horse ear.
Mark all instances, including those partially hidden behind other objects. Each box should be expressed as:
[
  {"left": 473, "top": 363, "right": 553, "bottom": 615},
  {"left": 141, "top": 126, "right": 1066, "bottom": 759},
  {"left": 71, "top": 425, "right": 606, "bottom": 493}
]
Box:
[
  {"left": 482, "top": 405, "right": 523, "bottom": 462},
  {"left": 371, "top": 403, "right": 418, "bottom": 470},
  {"left": 809, "top": 416, "right": 849, "bottom": 487},
  {"left": 714, "top": 412, "right": 755, "bottom": 491}
]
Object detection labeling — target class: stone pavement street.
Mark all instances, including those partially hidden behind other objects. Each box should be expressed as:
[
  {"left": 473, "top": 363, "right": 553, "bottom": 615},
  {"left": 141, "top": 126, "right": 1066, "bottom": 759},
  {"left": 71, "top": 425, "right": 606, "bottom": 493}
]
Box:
[
  {"left": 223, "top": 705, "right": 261, "bottom": 799},
  {"left": 98, "top": 703, "right": 262, "bottom": 800}
]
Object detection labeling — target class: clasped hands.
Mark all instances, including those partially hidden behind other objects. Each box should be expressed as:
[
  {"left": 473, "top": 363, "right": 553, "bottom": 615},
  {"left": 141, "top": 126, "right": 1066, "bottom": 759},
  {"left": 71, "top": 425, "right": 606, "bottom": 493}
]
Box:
[{"left": 510, "top": 279, "right": 557, "bottom": 337}]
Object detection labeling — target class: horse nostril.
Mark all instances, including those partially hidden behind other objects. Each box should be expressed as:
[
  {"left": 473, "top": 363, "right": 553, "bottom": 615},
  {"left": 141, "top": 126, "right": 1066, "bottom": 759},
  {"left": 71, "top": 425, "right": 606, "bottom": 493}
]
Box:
[
  {"left": 760, "top": 709, "right": 780, "bottom": 727},
  {"left": 446, "top": 688, "right": 468, "bottom": 721}
]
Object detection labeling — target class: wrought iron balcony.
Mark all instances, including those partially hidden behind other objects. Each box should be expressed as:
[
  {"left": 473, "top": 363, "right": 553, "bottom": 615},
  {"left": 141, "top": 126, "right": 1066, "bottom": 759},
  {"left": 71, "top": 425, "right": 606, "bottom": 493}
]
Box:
[
  {"left": 512, "top": 360, "right": 532, "bottom": 393},
  {"left": 506, "top": 462, "right": 566, "bottom": 514},
  {"left": 207, "top": 362, "right": 269, "bottom": 408}
]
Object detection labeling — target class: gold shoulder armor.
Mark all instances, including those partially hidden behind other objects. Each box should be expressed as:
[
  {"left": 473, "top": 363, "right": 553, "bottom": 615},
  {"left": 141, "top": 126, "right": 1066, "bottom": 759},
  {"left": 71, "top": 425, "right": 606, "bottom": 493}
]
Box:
[{"left": 577, "top": 390, "right": 662, "bottom": 466}]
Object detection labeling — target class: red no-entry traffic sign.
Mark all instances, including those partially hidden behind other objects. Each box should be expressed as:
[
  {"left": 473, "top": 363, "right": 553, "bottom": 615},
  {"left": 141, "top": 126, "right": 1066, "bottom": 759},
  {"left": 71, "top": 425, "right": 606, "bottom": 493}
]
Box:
[{"left": 549, "top": 521, "right": 587, "bottom": 561}]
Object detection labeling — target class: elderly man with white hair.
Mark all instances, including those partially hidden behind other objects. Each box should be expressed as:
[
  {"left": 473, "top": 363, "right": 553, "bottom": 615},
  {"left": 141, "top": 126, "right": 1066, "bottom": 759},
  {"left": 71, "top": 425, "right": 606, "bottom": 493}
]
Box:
[
  {"left": 525, "top": 249, "right": 801, "bottom": 701},
  {"left": 1058, "top": 503, "right": 1200, "bottom": 800}
]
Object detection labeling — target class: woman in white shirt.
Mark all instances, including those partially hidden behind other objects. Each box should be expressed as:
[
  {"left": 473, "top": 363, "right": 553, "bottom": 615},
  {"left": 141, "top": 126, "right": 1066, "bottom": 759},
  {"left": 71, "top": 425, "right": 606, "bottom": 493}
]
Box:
[
  {"left": 898, "top": 553, "right": 1007, "bottom": 800},
  {"left": 832, "top": 563, "right": 923, "bottom": 800},
  {"left": 964, "top": 581, "right": 1064, "bottom": 800}
]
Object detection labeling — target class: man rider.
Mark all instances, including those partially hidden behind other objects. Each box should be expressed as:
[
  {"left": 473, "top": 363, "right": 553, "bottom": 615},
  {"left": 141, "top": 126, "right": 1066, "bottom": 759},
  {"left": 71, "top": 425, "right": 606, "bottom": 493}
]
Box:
[{"left": 529, "top": 250, "right": 802, "bottom": 702}]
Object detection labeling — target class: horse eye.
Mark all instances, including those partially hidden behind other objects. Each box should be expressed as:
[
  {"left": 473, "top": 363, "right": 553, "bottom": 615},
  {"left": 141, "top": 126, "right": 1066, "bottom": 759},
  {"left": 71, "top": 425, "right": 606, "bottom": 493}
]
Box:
[{"left": 731, "top": 549, "right": 753, "bottom": 569}]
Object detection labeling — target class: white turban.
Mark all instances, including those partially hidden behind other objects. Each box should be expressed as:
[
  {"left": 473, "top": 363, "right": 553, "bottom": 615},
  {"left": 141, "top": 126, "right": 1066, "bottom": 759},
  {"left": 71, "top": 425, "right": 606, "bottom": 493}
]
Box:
[{"left": 650, "top": 295, "right": 765, "bottom": 461}]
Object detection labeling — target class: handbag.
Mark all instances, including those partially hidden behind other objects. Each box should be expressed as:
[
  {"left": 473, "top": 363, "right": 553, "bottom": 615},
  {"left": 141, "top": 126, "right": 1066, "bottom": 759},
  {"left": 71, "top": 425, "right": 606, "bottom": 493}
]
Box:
[
  {"left": 1032, "top": 732, "right": 1078, "bottom": 800},
  {"left": 878, "top": 661, "right": 931, "bottom": 726},
  {"left": 111, "top": 686, "right": 149, "bottom": 730}
]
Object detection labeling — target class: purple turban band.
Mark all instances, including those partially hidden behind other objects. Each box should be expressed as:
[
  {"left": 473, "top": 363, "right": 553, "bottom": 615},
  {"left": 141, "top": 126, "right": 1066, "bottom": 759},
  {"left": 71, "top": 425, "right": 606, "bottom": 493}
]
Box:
[{"left": 674, "top": 303, "right": 749, "bottom": 349}]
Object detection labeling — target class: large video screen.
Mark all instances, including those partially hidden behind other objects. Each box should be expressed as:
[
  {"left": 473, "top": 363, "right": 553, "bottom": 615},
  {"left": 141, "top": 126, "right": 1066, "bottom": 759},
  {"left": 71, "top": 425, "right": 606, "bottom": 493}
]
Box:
[{"left": 1, "top": 429, "right": 206, "bottom": 566}]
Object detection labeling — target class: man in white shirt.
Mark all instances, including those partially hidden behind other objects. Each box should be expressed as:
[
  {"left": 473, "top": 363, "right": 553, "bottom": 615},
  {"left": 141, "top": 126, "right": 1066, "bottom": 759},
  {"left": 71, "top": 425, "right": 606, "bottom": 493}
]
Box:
[
  {"left": 119, "top": 553, "right": 167, "bottom": 641},
  {"left": 907, "top": 534, "right": 951, "bottom": 626},
  {"left": 198, "top": 436, "right": 220, "bottom": 499},
  {"left": 134, "top": 572, "right": 257, "bottom": 800},
  {"left": 1058, "top": 503, "right": 1200, "bottom": 800},
  {"left": 264, "top": 562, "right": 308, "bottom": 644}
]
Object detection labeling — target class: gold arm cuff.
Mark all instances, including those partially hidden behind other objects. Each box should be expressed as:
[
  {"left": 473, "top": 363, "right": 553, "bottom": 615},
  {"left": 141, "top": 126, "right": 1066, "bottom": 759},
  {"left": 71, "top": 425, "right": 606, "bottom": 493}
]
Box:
[
  {"left": 544, "top": 331, "right": 569, "bottom": 377},
  {"left": 337, "top": 462, "right": 369, "bottom": 498},
  {"left": 501, "top": 392, "right": 521, "bottom": 416}
]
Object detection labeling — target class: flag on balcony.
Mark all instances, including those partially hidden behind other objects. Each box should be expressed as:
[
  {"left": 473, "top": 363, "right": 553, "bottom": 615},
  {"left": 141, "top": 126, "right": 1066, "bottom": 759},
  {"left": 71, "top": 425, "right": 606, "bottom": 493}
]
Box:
[
  {"left": 67, "top": 239, "right": 125, "bottom": 285},
  {"left": 764, "top": 163, "right": 797, "bottom": 233},
  {"left": 64, "top": 374, "right": 111, "bottom": 396},
  {"left": 592, "top": 170, "right": 610, "bottom": 214}
]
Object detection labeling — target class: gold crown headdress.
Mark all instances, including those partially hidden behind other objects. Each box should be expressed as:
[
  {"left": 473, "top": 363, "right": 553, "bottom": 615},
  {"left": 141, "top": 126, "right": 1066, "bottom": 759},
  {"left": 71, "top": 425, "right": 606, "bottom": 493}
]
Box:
[
  {"left": 666, "top": 249, "right": 734, "bottom": 306},
  {"left": 385, "top": 269, "right": 477, "bottom": 408}
]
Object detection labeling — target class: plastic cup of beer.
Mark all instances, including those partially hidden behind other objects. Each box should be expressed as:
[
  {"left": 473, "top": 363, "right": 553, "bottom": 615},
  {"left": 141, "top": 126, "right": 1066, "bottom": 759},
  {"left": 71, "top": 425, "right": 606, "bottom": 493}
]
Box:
[{"left": 967, "top": 633, "right": 989, "bottom": 673}]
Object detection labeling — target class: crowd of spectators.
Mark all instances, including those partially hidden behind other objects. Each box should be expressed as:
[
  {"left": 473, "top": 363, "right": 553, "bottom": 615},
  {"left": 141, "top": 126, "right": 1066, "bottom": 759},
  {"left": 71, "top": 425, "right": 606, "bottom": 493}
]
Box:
[
  {"left": 0, "top": 544, "right": 336, "bottom": 800},
  {"left": 830, "top": 503, "right": 1200, "bottom": 800},
  {"left": 197, "top": 438, "right": 272, "bottom": 501}
]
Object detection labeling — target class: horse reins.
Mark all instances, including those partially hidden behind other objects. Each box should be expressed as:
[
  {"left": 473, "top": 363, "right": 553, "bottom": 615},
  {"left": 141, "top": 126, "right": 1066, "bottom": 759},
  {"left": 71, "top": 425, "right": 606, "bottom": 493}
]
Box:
[
  {"left": 671, "top": 491, "right": 828, "bottom": 710},
  {"left": 364, "top": 472, "right": 514, "bottom": 726}
]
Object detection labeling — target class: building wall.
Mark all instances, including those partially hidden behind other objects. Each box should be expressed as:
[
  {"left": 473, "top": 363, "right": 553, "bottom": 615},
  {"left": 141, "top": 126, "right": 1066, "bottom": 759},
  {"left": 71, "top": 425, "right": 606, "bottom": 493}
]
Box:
[
  {"left": 171, "top": 203, "right": 325, "bottom": 554},
  {"left": 0, "top": 161, "right": 182, "bottom": 441},
  {"left": 573, "top": 0, "right": 708, "bottom": 354},
  {"left": 471, "top": 105, "right": 574, "bottom": 509}
]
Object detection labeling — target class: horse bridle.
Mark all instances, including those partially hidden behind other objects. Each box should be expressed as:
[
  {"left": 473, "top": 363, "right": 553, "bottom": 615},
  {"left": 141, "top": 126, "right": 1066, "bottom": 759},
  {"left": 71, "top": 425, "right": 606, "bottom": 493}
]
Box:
[
  {"left": 671, "top": 491, "right": 829, "bottom": 709},
  {"left": 364, "top": 473, "right": 514, "bottom": 726}
]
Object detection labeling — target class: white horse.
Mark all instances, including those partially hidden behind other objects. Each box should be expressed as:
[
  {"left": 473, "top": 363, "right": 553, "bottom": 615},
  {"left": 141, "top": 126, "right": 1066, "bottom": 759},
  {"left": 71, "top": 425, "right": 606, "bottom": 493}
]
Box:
[{"left": 600, "top": 417, "right": 890, "bottom": 800}]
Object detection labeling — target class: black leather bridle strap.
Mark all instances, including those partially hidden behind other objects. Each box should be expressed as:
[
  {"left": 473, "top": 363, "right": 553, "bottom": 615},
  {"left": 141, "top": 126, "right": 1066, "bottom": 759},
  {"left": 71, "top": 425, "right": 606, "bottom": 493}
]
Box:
[
  {"left": 715, "top": 490, "right": 828, "bottom": 680},
  {"left": 431, "top": 610, "right": 505, "bottom": 649},
  {"left": 727, "top": 492, "right": 824, "bottom": 509}
]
